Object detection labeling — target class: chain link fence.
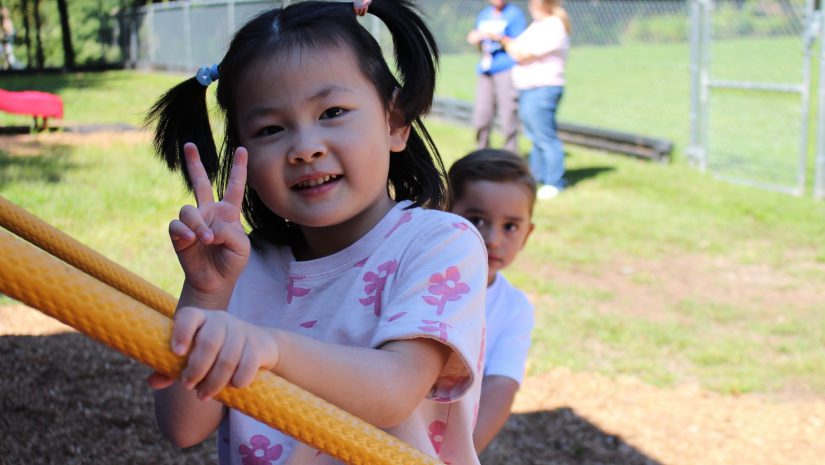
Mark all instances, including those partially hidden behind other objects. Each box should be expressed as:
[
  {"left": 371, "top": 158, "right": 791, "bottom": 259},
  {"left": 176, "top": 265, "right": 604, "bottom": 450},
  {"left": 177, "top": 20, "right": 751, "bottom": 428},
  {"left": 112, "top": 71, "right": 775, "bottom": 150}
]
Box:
[
  {"left": 691, "top": 0, "right": 813, "bottom": 196},
  {"left": 114, "top": 0, "right": 823, "bottom": 197},
  {"left": 123, "top": 0, "right": 693, "bottom": 143}
]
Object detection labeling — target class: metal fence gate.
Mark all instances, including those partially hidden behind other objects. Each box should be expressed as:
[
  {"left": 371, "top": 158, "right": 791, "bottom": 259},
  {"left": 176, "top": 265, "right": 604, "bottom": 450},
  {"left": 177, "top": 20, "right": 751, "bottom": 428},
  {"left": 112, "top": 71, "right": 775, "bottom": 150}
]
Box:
[{"left": 689, "top": 0, "right": 819, "bottom": 197}]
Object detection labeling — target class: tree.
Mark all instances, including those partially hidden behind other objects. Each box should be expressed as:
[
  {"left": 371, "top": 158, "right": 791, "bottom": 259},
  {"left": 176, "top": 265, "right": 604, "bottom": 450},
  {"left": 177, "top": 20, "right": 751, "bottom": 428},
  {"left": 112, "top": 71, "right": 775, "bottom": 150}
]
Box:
[
  {"left": 56, "top": 0, "right": 73, "bottom": 68},
  {"left": 32, "top": 0, "right": 43, "bottom": 68}
]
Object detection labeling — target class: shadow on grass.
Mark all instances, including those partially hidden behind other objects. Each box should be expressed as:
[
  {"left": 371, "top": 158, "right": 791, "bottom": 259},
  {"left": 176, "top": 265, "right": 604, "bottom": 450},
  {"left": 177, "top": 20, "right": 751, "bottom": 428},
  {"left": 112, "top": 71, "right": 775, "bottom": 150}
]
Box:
[
  {"left": 0, "top": 145, "right": 76, "bottom": 187},
  {"left": 565, "top": 166, "right": 616, "bottom": 189},
  {"left": 481, "top": 408, "right": 662, "bottom": 465},
  {"left": 0, "top": 71, "right": 133, "bottom": 95}
]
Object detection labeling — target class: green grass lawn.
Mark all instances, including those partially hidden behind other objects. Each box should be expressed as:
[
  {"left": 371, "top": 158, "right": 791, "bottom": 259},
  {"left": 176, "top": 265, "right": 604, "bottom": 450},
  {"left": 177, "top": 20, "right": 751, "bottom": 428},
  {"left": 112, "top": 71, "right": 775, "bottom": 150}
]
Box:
[{"left": 2, "top": 70, "right": 824, "bottom": 398}]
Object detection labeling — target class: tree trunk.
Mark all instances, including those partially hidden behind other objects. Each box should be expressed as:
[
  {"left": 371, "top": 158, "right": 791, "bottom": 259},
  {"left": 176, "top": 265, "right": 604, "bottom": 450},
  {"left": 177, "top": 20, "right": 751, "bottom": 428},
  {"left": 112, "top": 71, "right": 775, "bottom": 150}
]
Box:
[
  {"left": 32, "top": 0, "right": 43, "bottom": 69},
  {"left": 21, "top": 0, "right": 33, "bottom": 67},
  {"left": 56, "top": 0, "right": 73, "bottom": 68}
]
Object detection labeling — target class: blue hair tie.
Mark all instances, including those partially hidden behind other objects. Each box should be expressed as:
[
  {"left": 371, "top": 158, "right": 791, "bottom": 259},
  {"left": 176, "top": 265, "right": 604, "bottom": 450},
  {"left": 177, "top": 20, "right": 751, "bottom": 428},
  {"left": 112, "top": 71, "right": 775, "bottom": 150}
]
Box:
[{"left": 195, "top": 64, "right": 219, "bottom": 86}]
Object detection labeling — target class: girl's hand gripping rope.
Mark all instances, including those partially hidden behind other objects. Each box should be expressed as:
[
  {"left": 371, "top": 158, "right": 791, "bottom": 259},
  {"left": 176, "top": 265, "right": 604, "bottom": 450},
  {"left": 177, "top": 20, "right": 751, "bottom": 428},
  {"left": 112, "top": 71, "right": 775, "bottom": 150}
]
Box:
[
  {"left": 148, "top": 305, "right": 281, "bottom": 400},
  {"left": 170, "top": 143, "right": 250, "bottom": 303}
]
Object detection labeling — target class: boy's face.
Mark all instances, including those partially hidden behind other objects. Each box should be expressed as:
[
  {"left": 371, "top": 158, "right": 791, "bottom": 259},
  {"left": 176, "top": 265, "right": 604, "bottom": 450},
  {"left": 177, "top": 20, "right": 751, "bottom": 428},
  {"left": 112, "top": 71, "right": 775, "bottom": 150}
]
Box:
[{"left": 451, "top": 180, "right": 534, "bottom": 286}]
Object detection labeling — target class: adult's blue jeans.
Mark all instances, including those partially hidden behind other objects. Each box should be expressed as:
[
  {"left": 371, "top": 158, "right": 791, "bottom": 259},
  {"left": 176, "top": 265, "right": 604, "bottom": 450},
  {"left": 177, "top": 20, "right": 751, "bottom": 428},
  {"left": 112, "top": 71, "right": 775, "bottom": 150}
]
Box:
[{"left": 518, "top": 85, "right": 565, "bottom": 188}]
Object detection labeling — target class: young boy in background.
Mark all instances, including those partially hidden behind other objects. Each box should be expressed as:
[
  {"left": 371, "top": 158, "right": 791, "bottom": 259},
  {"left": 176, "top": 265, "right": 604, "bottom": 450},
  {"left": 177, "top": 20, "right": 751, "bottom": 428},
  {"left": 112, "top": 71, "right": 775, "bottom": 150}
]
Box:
[{"left": 448, "top": 149, "right": 536, "bottom": 454}]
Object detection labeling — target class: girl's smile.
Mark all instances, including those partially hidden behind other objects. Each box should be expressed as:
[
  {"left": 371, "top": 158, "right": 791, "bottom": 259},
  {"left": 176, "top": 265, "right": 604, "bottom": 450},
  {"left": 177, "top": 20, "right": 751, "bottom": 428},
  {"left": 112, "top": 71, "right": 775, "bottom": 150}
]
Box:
[{"left": 290, "top": 173, "right": 342, "bottom": 194}]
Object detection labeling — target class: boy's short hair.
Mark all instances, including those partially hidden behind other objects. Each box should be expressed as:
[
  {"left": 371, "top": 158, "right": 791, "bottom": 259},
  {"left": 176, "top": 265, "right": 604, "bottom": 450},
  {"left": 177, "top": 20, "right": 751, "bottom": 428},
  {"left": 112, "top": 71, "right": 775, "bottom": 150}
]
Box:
[{"left": 448, "top": 149, "right": 538, "bottom": 214}]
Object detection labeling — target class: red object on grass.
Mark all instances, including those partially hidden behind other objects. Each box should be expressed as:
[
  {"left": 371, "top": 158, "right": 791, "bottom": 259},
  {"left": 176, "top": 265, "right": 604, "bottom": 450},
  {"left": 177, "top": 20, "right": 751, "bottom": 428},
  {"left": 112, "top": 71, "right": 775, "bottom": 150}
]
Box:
[{"left": 0, "top": 88, "right": 64, "bottom": 119}]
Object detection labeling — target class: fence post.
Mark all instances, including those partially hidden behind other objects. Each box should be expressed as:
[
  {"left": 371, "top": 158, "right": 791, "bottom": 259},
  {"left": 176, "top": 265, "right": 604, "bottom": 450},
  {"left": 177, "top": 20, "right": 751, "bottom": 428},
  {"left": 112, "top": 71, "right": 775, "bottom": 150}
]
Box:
[
  {"left": 128, "top": 9, "right": 138, "bottom": 68},
  {"left": 147, "top": 3, "right": 155, "bottom": 65},
  {"left": 228, "top": 0, "right": 235, "bottom": 35},
  {"left": 688, "top": 0, "right": 704, "bottom": 169},
  {"left": 797, "top": 0, "right": 818, "bottom": 197},
  {"left": 816, "top": 2, "right": 825, "bottom": 200},
  {"left": 183, "top": 1, "right": 193, "bottom": 71}
]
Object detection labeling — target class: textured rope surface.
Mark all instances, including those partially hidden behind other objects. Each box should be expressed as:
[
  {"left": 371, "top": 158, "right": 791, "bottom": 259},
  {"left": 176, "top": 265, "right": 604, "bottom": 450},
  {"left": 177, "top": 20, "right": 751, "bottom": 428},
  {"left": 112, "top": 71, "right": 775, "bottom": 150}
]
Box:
[
  {"left": 0, "top": 195, "right": 176, "bottom": 317},
  {"left": 0, "top": 230, "right": 441, "bottom": 464}
]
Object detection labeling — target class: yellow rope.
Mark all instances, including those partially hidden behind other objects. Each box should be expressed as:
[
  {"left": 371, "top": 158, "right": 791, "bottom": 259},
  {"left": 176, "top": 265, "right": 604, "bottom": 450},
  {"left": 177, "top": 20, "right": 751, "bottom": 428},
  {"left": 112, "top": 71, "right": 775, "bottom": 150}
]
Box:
[
  {"left": 0, "top": 212, "right": 441, "bottom": 465},
  {"left": 0, "top": 195, "right": 176, "bottom": 317}
]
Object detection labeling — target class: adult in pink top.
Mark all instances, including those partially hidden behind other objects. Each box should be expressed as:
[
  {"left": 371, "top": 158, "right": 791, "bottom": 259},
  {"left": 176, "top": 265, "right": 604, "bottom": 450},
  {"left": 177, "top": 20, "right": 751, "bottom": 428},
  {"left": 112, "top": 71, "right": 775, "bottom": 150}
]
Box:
[{"left": 502, "top": 0, "right": 571, "bottom": 200}]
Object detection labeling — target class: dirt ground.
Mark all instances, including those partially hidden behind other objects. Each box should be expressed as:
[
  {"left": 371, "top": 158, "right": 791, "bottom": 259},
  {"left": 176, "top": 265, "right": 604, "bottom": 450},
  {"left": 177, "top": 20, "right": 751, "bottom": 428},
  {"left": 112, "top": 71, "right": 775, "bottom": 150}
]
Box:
[{"left": 1, "top": 305, "right": 823, "bottom": 465}]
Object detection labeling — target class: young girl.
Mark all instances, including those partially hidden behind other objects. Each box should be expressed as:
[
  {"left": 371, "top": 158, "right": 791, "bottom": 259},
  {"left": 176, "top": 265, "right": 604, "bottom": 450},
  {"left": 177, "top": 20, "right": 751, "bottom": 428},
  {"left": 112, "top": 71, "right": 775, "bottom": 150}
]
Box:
[{"left": 144, "top": 1, "right": 487, "bottom": 464}]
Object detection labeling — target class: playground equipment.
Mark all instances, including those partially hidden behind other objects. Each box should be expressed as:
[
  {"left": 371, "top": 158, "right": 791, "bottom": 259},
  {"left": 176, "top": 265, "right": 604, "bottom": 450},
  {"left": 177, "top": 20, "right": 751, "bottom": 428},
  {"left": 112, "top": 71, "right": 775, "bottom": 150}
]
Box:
[
  {"left": 0, "top": 88, "right": 63, "bottom": 130},
  {"left": 0, "top": 195, "right": 440, "bottom": 465}
]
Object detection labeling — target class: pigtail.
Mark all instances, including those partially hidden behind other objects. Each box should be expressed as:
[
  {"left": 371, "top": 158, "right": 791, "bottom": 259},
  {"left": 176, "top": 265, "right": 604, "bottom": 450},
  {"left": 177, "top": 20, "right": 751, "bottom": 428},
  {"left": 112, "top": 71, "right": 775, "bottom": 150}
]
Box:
[
  {"left": 367, "top": 0, "right": 448, "bottom": 210},
  {"left": 144, "top": 77, "right": 220, "bottom": 191},
  {"left": 367, "top": 0, "right": 437, "bottom": 122}
]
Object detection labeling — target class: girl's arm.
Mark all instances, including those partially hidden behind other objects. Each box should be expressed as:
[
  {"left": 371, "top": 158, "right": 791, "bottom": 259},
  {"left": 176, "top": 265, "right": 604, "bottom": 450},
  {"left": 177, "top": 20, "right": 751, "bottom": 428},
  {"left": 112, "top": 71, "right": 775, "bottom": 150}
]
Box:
[
  {"left": 150, "top": 285, "right": 234, "bottom": 448},
  {"left": 271, "top": 330, "right": 452, "bottom": 428},
  {"left": 154, "top": 309, "right": 451, "bottom": 434},
  {"left": 501, "top": 19, "right": 565, "bottom": 63},
  {"left": 149, "top": 143, "right": 250, "bottom": 447},
  {"left": 152, "top": 306, "right": 452, "bottom": 440}
]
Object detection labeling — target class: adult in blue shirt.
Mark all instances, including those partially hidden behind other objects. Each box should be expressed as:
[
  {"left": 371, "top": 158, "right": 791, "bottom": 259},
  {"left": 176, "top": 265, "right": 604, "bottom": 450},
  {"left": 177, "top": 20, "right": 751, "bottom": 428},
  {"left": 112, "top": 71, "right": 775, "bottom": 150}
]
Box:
[{"left": 466, "top": 0, "right": 527, "bottom": 152}]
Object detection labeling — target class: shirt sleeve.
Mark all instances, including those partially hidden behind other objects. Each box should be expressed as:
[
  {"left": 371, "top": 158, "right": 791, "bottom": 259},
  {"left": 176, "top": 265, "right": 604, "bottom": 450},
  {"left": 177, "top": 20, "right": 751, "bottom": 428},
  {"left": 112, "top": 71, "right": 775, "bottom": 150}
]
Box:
[
  {"left": 505, "top": 8, "right": 527, "bottom": 37},
  {"left": 515, "top": 17, "right": 566, "bottom": 58},
  {"left": 484, "top": 291, "right": 534, "bottom": 384},
  {"left": 369, "top": 214, "right": 487, "bottom": 403}
]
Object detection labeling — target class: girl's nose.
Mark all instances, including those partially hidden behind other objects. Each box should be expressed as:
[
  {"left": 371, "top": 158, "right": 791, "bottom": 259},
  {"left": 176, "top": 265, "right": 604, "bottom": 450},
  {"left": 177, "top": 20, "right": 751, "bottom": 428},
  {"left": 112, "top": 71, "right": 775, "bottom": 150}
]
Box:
[{"left": 287, "top": 127, "right": 327, "bottom": 164}]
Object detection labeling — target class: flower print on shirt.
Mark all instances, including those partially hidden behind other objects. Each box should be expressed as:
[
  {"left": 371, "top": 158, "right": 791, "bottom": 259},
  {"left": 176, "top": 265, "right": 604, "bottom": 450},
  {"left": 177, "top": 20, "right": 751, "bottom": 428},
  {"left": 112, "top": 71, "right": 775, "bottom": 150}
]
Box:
[
  {"left": 286, "top": 276, "right": 310, "bottom": 304},
  {"left": 359, "top": 260, "right": 399, "bottom": 316},
  {"left": 428, "top": 420, "right": 447, "bottom": 454},
  {"left": 452, "top": 222, "right": 469, "bottom": 231},
  {"left": 385, "top": 211, "right": 413, "bottom": 238},
  {"left": 238, "top": 435, "right": 283, "bottom": 465},
  {"left": 422, "top": 266, "right": 471, "bottom": 315},
  {"left": 419, "top": 319, "right": 452, "bottom": 342}
]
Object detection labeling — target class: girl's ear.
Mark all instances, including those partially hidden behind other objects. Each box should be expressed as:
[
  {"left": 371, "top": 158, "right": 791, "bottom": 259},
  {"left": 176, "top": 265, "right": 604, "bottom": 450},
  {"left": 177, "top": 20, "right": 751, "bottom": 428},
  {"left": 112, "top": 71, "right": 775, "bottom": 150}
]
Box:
[{"left": 388, "top": 89, "right": 411, "bottom": 153}]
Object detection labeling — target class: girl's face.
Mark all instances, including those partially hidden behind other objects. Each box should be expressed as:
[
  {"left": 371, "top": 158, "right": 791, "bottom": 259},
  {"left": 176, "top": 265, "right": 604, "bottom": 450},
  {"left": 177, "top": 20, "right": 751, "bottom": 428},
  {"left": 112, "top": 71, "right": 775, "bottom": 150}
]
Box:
[{"left": 235, "top": 45, "right": 409, "bottom": 257}]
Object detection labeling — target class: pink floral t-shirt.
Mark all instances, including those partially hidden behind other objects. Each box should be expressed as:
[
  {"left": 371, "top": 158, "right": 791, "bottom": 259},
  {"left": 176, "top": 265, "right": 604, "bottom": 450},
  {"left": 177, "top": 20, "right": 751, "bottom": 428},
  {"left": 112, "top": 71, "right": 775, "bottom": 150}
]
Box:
[{"left": 217, "top": 201, "right": 487, "bottom": 465}]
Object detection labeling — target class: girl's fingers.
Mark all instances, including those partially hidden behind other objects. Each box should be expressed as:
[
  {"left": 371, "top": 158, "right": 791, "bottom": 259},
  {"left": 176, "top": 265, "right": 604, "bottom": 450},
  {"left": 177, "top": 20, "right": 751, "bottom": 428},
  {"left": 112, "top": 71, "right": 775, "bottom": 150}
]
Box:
[
  {"left": 170, "top": 306, "right": 207, "bottom": 359},
  {"left": 208, "top": 221, "right": 249, "bottom": 258},
  {"left": 222, "top": 147, "right": 248, "bottom": 209},
  {"left": 180, "top": 312, "right": 226, "bottom": 389},
  {"left": 232, "top": 340, "right": 261, "bottom": 388},
  {"left": 146, "top": 371, "right": 175, "bottom": 390},
  {"left": 198, "top": 323, "right": 246, "bottom": 399},
  {"left": 178, "top": 204, "right": 214, "bottom": 244},
  {"left": 183, "top": 142, "right": 215, "bottom": 207},
  {"left": 169, "top": 220, "right": 196, "bottom": 250}
]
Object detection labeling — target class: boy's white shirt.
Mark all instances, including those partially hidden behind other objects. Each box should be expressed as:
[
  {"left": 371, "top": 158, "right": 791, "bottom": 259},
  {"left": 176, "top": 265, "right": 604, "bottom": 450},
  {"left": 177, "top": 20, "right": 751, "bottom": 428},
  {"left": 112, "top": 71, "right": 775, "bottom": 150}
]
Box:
[{"left": 483, "top": 272, "right": 534, "bottom": 385}]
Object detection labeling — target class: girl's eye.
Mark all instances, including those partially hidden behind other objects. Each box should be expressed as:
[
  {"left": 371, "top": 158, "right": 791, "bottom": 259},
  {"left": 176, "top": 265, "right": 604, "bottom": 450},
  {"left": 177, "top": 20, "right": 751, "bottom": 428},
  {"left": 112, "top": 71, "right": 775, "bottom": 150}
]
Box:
[
  {"left": 255, "top": 125, "right": 283, "bottom": 137},
  {"left": 504, "top": 223, "right": 519, "bottom": 233},
  {"left": 320, "top": 107, "right": 346, "bottom": 120}
]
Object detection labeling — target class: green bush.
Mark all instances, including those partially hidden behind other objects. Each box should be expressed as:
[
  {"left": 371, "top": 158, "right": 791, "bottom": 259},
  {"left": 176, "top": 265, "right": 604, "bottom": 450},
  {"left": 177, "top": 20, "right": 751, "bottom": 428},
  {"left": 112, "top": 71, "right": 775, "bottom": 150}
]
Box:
[
  {"left": 620, "top": 2, "right": 801, "bottom": 45},
  {"left": 623, "top": 14, "right": 689, "bottom": 44}
]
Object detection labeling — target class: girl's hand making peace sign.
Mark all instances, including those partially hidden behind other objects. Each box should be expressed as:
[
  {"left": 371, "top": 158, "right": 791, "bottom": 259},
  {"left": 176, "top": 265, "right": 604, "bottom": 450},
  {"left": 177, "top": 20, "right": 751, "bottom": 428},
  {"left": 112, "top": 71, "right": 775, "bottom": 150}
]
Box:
[{"left": 170, "top": 143, "right": 250, "bottom": 300}]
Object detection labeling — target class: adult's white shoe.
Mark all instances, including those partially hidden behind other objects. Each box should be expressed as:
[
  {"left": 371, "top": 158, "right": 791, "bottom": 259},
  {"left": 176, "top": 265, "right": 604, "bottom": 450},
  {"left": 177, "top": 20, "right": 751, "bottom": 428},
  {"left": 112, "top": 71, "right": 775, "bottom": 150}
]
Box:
[{"left": 537, "top": 185, "right": 560, "bottom": 200}]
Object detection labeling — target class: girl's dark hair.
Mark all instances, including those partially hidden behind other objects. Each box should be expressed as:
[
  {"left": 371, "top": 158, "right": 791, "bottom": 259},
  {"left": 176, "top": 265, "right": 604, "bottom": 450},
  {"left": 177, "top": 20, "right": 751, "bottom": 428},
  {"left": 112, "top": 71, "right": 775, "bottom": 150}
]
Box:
[
  {"left": 448, "top": 149, "right": 537, "bottom": 214},
  {"left": 146, "top": 0, "right": 445, "bottom": 248}
]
